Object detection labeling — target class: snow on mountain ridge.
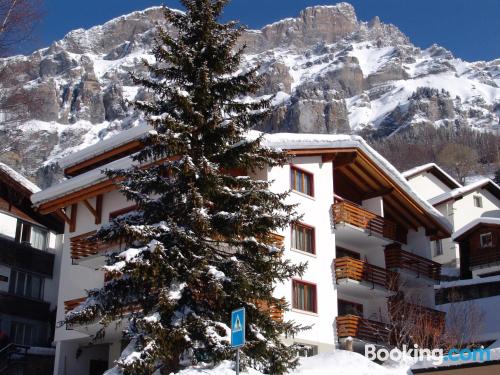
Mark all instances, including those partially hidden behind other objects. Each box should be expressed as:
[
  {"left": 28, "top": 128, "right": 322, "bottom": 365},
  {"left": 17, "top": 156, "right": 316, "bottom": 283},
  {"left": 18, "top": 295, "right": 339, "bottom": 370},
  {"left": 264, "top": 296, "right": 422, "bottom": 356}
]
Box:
[{"left": 0, "top": 3, "right": 498, "bottom": 187}]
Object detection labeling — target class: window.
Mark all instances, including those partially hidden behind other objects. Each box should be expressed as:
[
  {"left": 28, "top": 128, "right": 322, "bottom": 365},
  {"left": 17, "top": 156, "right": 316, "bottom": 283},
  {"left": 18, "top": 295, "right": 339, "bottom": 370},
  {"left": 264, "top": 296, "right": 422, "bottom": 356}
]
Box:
[
  {"left": 338, "top": 299, "right": 363, "bottom": 317},
  {"left": 295, "top": 343, "right": 318, "bottom": 357},
  {"left": 30, "top": 226, "right": 48, "bottom": 251},
  {"left": 0, "top": 212, "right": 17, "bottom": 239},
  {"left": 9, "top": 270, "right": 44, "bottom": 300},
  {"left": 291, "top": 223, "right": 315, "bottom": 254},
  {"left": 291, "top": 166, "right": 314, "bottom": 197},
  {"left": 480, "top": 232, "right": 493, "bottom": 248},
  {"left": 292, "top": 280, "right": 317, "bottom": 313},
  {"left": 10, "top": 322, "right": 34, "bottom": 345},
  {"left": 433, "top": 240, "right": 443, "bottom": 256},
  {"left": 473, "top": 195, "right": 483, "bottom": 208}
]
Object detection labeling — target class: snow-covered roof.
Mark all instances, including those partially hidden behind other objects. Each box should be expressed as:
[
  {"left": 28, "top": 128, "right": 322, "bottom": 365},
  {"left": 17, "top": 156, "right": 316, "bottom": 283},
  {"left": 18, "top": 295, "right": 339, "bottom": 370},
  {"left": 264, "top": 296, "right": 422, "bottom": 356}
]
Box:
[
  {"left": 0, "top": 162, "right": 40, "bottom": 193},
  {"left": 32, "top": 156, "right": 134, "bottom": 206},
  {"left": 402, "top": 163, "right": 462, "bottom": 189},
  {"left": 435, "top": 272, "right": 500, "bottom": 290},
  {"left": 259, "top": 133, "right": 452, "bottom": 234},
  {"left": 32, "top": 131, "right": 453, "bottom": 234},
  {"left": 59, "top": 124, "right": 152, "bottom": 170},
  {"left": 452, "top": 217, "right": 500, "bottom": 241},
  {"left": 429, "top": 178, "right": 500, "bottom": 206}
]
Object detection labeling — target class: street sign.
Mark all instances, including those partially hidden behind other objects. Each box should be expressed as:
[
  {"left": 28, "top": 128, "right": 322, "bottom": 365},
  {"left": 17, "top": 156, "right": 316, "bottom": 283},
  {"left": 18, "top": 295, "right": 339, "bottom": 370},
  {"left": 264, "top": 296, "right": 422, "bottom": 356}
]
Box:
[{"left": 231, "top": 307, "right": 245, "bottom": 348}]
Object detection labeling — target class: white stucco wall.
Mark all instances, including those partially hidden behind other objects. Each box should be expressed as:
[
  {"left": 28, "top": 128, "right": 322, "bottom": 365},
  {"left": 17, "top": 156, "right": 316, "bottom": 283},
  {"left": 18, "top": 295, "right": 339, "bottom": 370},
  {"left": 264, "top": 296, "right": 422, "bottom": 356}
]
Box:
[
  {"left": 270, "top": 156, "right": 337, "bottom": 350},
  {"left": 406, "top": 173, "right": 453, "bottom": 201}
]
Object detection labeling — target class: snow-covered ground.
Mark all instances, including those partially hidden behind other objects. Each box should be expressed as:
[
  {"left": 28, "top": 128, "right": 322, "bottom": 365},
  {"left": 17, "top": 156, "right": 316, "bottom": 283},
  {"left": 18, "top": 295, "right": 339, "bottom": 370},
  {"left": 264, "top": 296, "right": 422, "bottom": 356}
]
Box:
[{"left": 168, "top": 351, "right": 412, "bottom": 375}]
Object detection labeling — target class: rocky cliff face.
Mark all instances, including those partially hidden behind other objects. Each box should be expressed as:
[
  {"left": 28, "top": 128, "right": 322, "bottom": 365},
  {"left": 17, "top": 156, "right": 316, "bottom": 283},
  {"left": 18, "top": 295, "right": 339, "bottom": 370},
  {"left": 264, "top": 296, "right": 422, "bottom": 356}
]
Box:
[{"left": 0, "top": 3, "right": 499, "bottom": 187}]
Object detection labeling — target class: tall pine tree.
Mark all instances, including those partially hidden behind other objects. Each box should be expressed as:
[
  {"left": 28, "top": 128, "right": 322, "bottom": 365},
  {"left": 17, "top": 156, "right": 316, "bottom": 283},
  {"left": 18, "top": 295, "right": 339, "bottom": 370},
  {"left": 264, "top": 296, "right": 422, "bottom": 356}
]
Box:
[{"left": 66, "top": 1, "right": 306, "bottom": 374}]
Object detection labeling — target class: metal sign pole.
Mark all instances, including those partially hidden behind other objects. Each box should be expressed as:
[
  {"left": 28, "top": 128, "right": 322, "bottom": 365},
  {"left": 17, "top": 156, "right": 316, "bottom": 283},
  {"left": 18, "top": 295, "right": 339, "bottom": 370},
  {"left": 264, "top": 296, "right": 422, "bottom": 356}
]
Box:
[{"left": 236, "top": 347, "right": 240, "bottom": 375}]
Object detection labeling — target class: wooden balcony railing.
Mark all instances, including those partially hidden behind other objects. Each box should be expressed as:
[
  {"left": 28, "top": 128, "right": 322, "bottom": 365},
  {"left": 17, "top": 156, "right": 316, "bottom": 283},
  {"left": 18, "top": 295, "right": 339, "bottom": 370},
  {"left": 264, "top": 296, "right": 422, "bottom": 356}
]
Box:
[
  {"left": 255, "top": 299, "right": 284, "bottom": 322},
  {"left": 334, "top": 257, "right": 399, "bottom": 291},
  {"left": 332, "top": 201, "right": 406, "bottom": 243},
  {"left": 64, "top": 297, "right": 86, "bottom": 313},
  {"left": 385, "top": 245, "right": 441, "bottom": 281},
  {"left": 336, "top": 315, "right": 390, "bottom": 344},
  {"left": 470, "top": 248, "right": 500, "bottom": 268},
  {"left": 70, "top": 231, "right": 116, "bottom": 260}
]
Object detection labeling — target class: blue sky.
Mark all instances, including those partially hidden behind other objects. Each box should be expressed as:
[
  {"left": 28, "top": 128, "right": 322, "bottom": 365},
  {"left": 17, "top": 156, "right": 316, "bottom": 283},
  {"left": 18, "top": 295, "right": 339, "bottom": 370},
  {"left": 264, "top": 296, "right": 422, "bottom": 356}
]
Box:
[{"left": 28, "top": 0, "right": 499, "bottom": 61}]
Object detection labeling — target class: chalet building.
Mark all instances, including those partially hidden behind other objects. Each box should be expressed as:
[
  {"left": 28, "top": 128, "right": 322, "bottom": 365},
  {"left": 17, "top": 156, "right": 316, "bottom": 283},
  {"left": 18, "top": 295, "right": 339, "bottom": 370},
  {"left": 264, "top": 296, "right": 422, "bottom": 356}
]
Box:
[
  {"left": 434, "top": 217, "right": 500, "bottom": 347},
  {"left": 0, "top": 163, "right": 64, "bottom": 374},
  {"left": 31, "top": 129, "right": 452, "bottom": 375},
  {"left": 403, "top": 163, "right": 500, "bottom": 268}
]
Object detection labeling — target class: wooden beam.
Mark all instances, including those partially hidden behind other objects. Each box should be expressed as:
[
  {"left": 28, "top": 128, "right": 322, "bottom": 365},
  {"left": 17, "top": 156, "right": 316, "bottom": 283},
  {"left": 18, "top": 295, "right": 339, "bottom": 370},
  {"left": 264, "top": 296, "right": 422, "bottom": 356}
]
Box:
[
  {"left": 384, "top": 196, "right": 425, "bottom": 230},
  {"left": 340, "top": 166, "right": 372, "bottom": 194},
  {"left": 57, "top": 209, "right": 71, "bottom": 224},
  {"left": 65, "top": 140, "right": 143, "bottom": 176},
  {"left": 82, "top": 195, "right": 103, "bottom": 225},
  {"left": 38, "top": 179, "right": 118, "bottom": 215},
  {"left": 345, "top": 164, "right": 379, "bottom": 192},
  {"left": 95, "top": 194, "right": 103, "bottom": 225},
  {"left": 69, "top": 203, "right": 78, "bottom": 233},
  {"left": 332, "top": 152, "right": 357, "bottom": 169},
  {"left": 362, "top": 187, "right": 394, "bottom": 200},
  {"left": 287, "top": 147, "right": 357, "bottom": 157},
  {"left": 383, "top": 198, "right": 419, "bottom": 230}
]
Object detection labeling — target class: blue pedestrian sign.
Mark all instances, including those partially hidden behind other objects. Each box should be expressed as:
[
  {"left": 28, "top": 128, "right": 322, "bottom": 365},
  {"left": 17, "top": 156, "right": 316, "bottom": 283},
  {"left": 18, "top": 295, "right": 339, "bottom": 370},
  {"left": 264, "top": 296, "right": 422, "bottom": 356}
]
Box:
[{"left": 231, "top": 307, "right": 245, "bottom": 348}]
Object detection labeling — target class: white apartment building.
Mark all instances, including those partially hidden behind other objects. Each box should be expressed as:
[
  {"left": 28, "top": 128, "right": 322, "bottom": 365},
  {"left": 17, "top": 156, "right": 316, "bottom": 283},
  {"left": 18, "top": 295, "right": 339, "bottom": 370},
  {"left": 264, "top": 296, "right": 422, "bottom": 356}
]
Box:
[
  {"left": 0, "top": 163, "right": 64, "bottom": 374},
  {"left": 31, "top": 130, "right": 452, "bottom": 375},
  {"left": 403, "top": 163, "right": 500, "bottom": 267}
]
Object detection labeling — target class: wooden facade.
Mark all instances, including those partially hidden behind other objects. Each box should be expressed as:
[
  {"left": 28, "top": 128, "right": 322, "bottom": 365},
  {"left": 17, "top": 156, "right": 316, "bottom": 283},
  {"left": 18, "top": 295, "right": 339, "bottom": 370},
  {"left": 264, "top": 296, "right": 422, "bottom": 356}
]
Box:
[{"left": 334, "top": 256, "right": 399, "bottom": 291}]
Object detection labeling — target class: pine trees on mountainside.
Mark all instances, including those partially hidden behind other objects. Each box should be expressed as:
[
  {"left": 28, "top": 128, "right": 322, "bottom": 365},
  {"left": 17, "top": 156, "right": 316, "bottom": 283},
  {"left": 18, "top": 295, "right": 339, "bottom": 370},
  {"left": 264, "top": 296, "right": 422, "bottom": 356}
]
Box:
[{"left": 65, "top": 1, "right": 306, "bottom": 374}]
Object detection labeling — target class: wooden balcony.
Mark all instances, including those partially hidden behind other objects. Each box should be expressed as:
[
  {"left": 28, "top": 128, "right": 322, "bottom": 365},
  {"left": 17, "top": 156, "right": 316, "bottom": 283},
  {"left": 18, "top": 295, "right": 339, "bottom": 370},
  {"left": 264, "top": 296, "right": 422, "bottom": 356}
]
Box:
[
  {"left": 64, "top": 297, "right": 86, "bottom": 313},
  {"left": 336, "top": 314, "right": 390, "bottom": 344},
  {"left": 70, "top": 231, "right": 116, "bottom": 260},
  {"left": 334, "top": 257, "right": 399, "bottom": 291},
  {"left": 255, "top": 299, "right": 284, "bottom": 322},
  {"left": 470, "top": 248, "right": 500, "bottom": 268},
  {"left": 385, "top": 244, "right": 441, "bottom": 281},
  {"left": 0, "top": 236, "right": 54, "bottom": 277},
  {"left": 332, "top": 200, "right": 406, "bottom": 243}
]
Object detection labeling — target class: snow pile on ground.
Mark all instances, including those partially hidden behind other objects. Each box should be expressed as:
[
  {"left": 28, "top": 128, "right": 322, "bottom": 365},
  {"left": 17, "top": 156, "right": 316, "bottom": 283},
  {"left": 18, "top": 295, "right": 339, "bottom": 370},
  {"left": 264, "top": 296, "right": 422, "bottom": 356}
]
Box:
[{"left": 172, "top": 351, "right": 412, "bottom": 375}]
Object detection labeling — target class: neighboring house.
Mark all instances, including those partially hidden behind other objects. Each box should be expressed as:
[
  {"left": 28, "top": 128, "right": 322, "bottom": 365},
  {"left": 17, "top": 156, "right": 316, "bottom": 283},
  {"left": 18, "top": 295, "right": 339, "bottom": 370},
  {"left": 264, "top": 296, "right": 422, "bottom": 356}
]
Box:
[
  {"left": 435, "top": 218, "right": 500, "bottom": 346},
  {"left": 403, "top": 164, "right": 500, "bottom": 268},
  {"left": 31, "top": 130, "right": 452, "bottom": 375},
  {"left": 0, "top": 163, "right": 64, "bottom": 374}
]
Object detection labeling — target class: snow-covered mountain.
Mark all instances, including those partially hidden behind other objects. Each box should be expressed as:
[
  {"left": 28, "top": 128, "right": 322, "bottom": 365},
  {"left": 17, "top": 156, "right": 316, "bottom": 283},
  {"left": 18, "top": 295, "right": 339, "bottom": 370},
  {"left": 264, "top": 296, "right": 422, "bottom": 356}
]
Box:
[{"left": 0, "top": 3, "right": 499, "bottom": 186}]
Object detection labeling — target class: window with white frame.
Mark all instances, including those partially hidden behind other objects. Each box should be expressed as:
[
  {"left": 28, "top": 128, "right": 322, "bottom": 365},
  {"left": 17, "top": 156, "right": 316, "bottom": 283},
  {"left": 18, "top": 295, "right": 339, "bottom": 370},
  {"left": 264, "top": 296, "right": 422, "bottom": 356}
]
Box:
[
  {"left": 480, "top": 232, "right": 493, "bottom": 248},
  {"left": 473, "top": 195, "right": 483, "bottom": 208},
  {"left": 9, "top": 270, "right": 44, "bottom": 300}
]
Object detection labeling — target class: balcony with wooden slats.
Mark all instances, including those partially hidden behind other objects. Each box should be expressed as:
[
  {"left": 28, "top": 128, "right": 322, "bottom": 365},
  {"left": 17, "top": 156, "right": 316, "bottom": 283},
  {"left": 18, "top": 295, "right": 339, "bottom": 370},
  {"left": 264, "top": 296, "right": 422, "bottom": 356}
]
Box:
[
  {"left": 385, "top": 244, "right": 441, "bottom": 281},
  {"left": 64, "top": 297, "right": 86, "bottom": 313},
  {"left": 255, "top": 299, "right": 284, "bottom": 322},
  {"left": 334, "top": 257, "right": 399, "bottom": 294},
  {"left": 336, "top": 315, "right": 390, "bottom": 344},
  {"left": 332, "top": 200, "right": 407, "bottom": 244}
]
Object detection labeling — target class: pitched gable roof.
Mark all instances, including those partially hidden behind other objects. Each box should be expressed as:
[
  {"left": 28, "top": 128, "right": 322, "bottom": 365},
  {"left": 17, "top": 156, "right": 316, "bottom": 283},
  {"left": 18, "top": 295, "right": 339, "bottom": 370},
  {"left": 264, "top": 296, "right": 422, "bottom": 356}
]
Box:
[{"left": 402, "top": 163, "right": 462, "bottom": 190}]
